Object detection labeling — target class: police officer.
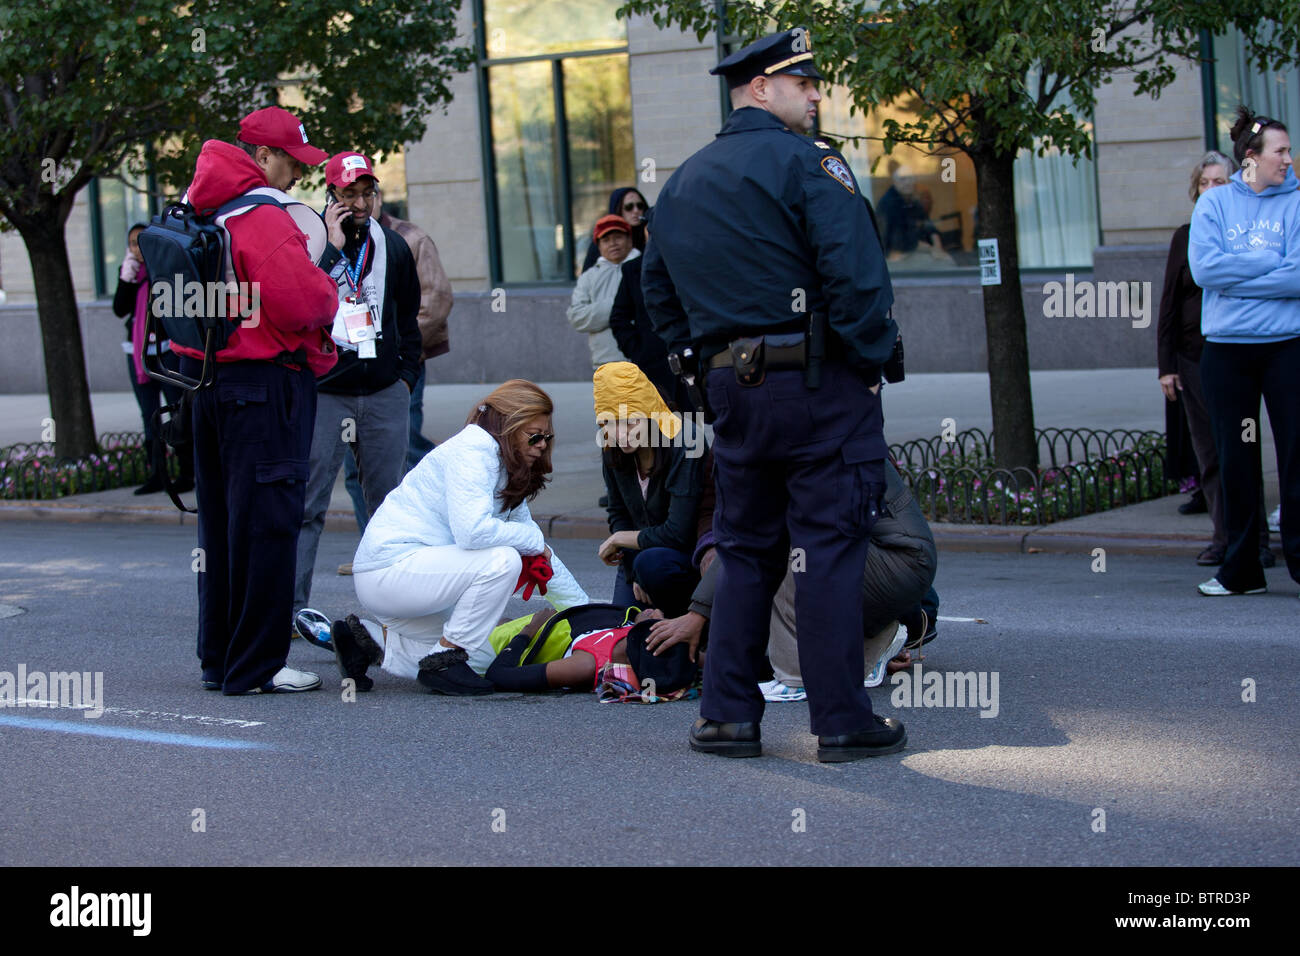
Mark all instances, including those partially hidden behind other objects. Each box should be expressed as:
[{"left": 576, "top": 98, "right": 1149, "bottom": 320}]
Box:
[{"left": 641, "top": 27, "right": 905, "bottom": 761}]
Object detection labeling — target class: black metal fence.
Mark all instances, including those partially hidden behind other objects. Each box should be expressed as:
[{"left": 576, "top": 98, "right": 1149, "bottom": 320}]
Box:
[
  {"left": 0, "top": 432, "right": 151, "bottom": 500},
  {"left": 891, "top": 427, "right": 1173, "bottom": 525}
]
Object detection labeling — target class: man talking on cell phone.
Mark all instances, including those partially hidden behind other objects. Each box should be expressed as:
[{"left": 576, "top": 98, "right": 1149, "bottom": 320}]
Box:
[{"left": 292, "top": 152, "right": 422, "bottom": 637}]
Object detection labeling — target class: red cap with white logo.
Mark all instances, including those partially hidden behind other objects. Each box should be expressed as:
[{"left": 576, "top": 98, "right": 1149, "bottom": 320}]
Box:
[
  {"left": 325, "top": 152, "right": 379, "bottom": 189},
  {"left": 237, "top": 107, "right": 329, "bottom": 165}
]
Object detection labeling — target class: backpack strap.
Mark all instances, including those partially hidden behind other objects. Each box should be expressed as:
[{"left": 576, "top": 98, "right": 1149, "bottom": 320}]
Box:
[{"left": 213, "top": 194, "right": 285, "bottom": 285}]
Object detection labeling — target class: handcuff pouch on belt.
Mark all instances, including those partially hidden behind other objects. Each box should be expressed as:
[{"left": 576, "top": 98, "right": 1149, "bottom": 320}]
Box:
[{"left": 729, "top": 337, "right": 766, "bottom": 386}]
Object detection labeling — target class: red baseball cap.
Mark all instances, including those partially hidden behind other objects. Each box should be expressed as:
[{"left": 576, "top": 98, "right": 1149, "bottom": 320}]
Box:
[
  {"left": 593, "top": 214, "right": 631, "bottom": 240},
  {"left": 237, "top": 107, "right": 329, "bottom": 165},
  {"left": 325, "top": 151, "right": 379, "bottom": 189}
]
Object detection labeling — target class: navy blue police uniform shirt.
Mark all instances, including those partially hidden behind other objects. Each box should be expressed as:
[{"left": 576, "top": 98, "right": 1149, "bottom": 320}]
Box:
[{"left": 641, "top": 105, "right": 896, "bottom": 372}]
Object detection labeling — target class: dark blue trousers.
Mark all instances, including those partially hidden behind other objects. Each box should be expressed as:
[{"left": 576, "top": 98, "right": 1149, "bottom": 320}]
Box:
[
  {"left": 184, "top": 357, "right": 316, "bottom": 693},
  {"left": 703, "top": 362, "right": 887, "bottom": 737},
  {"left": 612, "top": 546, "right": 698, "bottom": 618}
]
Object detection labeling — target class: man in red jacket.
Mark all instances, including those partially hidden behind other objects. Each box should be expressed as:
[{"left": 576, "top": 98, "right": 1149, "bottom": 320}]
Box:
[{"left": 173, "top": 107, "right": 340, "bottom": 694}]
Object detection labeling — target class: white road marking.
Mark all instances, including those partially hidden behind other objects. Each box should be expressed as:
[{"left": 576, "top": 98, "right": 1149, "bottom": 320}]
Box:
[{"left": 10, "top": 698, "right": 264, "bottom": 729}]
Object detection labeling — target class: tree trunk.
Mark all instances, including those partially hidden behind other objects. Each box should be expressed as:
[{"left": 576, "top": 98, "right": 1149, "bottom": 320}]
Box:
[
  {"left": 17, "top": 218, "right": 98, "bottom": 460},
  {"left": 974, "top": 148, "right": 1037, "bottom": 472}
]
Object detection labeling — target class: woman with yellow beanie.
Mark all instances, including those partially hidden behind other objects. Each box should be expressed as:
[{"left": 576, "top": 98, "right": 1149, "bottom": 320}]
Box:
[{"left": 594, "top": 362, "right": 707, "bottom": 618}]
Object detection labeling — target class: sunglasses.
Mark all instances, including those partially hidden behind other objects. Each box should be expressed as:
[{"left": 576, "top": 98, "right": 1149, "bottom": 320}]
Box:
[
  {"left": 622, "top": 201, "right": 647, "bottom": 212},
  {"left": 526, "top": 432, "right": 554, "bottom": 447}
]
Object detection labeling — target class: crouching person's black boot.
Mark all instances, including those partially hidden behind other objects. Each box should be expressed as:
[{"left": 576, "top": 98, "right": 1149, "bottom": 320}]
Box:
[
  {"left": 486, "top": 634, "right": 552, "bottom": 692},
  {"left": 332, "top": 614, "right": 383, "bottom": 692},
  {"left": 417, "top": 646, "right": 495, "bottom": 696}
]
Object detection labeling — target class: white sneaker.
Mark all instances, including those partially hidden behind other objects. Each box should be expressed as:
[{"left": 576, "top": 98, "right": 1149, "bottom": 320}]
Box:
[
  {"left": 758, "top": 679, "right": 807, "bottom": 702},
  {"left": 255, "top": 666, "right": 322, "bottom": 693},
  {"left": 1267, "top": 505, "right": 1281, "bottom": 534},
  {"left": 865, "top": 622, "right": 908, "bottom": 688},
  {"left": 1197, "top": 578, "right": 1266, "bottom": 596}
]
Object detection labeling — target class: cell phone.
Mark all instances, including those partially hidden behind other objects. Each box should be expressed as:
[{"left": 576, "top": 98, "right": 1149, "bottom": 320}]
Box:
[{"left": 323, "top": 192, "right": 336, "bottom": 214}]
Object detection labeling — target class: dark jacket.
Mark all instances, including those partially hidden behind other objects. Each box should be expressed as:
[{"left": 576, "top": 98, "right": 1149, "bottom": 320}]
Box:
[
  {"left": 642, "top": 107, "right": 896, "bottom": 372},
  {"left": 317, "top": 222, "right": 423, "bottom": 395},
  {"left": 603, "top": 419, "right": 704, "bottom": 558},
  {"left": 1157, "top": 223, "right": 1204, "bottom": 375},
  {"left": 688, "top": 458, "right": 934, "bottom": 620},
  {"left": 609, "top": 258, "right": 678, "bottom": 399},
  {"left": 112, "top": 277, "right": 144, "bottom": 337}
]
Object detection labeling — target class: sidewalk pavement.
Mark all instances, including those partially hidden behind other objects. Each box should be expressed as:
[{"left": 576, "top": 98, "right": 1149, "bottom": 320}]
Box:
[{"left": 0, "top": 369, "right": 1282, "bottom": 558}]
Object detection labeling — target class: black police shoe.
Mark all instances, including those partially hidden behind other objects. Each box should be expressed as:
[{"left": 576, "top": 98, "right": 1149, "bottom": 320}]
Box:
[
  {"left": 817, "top": 716, "right": 907, "bottom": 762},
  {"left": 689, "top": 718, "right": 761, "bottom": 758},
  {"left": 331, "top": 615, "right": 382, "bottom": 692},
  {"left": 1178, "top": 490, "right": 1207, "bottom": 515},
  {"left": 417, "top": 647, "right": 494, "bottom": 696}
]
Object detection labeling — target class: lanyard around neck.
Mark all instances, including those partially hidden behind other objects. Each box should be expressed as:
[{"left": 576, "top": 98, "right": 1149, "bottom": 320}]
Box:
[{"left": 343, "top": 234, "right": 372, "bottom": 294}]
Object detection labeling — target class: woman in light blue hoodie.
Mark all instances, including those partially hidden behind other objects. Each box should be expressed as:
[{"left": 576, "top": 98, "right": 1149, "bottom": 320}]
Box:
[{"left": 1188, "top": 107, "right": 1300, "bottom": 596}]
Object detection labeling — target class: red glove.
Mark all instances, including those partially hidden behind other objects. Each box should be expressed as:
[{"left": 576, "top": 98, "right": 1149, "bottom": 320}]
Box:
[{"left": 514, "top": 553, "right": 554, "bottom": 601}]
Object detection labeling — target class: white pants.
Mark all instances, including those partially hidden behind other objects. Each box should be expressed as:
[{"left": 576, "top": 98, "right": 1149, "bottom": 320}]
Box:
[{"left": 354, "top": 545, "right": 522, "bottom": 677}]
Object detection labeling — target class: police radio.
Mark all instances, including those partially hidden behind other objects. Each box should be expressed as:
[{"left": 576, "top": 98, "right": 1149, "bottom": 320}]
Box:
[{"left": 883, "top": 334, "right": 905, "bottom": 383}]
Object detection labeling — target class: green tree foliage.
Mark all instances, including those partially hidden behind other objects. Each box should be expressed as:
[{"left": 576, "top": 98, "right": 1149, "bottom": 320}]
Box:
[
  {"left": 618, "top": 0, "right": 1300, "bottom": 469},
  {"left": 0, "top": 0, "right": 473, "bottom": 458}
]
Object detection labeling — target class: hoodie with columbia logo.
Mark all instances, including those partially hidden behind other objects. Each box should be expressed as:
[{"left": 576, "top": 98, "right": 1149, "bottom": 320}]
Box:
[{"left": 1188, "top": 166, "right": 1300, "bottom": 343}]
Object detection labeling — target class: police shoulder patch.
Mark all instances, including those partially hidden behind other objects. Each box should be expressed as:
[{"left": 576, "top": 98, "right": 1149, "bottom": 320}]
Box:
[{"left": 820, "top": 156, "right": 855, "bottom": 194}]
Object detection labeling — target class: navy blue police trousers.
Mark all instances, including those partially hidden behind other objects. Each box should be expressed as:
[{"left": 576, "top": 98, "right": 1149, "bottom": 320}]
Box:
[{"left": 703, "top": 360, "right": 887, "bottom": 737}]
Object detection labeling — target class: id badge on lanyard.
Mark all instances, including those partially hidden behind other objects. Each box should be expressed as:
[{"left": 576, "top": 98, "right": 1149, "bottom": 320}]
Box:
[{"left": 342, "top": 236, "right": 378, "bottom": 359}]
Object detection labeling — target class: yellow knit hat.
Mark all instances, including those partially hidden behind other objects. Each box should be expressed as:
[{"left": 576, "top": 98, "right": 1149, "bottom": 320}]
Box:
[{"left": 592, "top": 362, "right": 681, "bottom": 440}]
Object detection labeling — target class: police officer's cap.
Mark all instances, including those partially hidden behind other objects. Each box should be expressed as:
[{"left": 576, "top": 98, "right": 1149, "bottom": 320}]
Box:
[{"left": 710, "top": 28, "right": 824, "bottom": 89}]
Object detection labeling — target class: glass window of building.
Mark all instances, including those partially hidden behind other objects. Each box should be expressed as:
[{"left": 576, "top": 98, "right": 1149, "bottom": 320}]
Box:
[
  {"left": 91, "top": 165, "right": 154, "bottom": 297},
  {"left": 1210, "top": 27, "right": 1300, "bottom": 152},
  {"left": 817, "top": 87, "right": 1098, "bottom": 273},
  {"left": 479, "top": 0, "right": 633, "bottom": 283}
]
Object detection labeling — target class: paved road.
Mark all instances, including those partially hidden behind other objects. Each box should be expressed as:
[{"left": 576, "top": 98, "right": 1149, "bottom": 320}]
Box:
[{"left": 0, "top": 521, "right": 1296, "bottom": 865}]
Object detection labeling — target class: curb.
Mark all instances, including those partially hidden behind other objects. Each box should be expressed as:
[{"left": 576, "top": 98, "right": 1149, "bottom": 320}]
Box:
[{"left": 1, "top": 498, "right": 1214, "bottom": 557}]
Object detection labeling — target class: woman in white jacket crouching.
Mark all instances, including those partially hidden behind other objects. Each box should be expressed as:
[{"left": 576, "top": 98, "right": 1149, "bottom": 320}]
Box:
[{"left": 337, "top": 380, "right": 589, "bottom": 695}]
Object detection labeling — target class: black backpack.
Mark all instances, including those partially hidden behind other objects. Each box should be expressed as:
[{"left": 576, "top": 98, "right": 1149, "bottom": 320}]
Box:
[
  {"left": 137, "top": 194, "right": 283, "bottom": 391},
  {"left": 137, "top": 193, "right": 283, "bottom": 512}
]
